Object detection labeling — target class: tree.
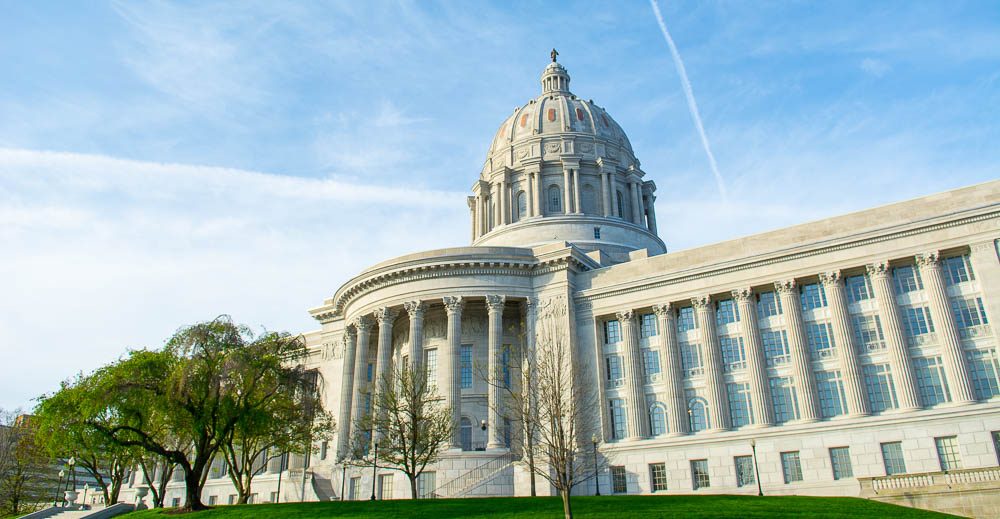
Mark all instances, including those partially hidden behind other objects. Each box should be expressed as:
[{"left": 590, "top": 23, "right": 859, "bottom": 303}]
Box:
[
  {"left": 0, "top": 409, "right": 54, "bottom": 517},
  {"left": 354, "top": 364, "right": 454, "bottom": 499},
  {"left": 136, "top": 451, "right": 177, "bottom": 508}
]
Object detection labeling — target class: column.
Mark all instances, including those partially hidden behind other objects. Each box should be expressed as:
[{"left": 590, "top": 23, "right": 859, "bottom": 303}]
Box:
[
  {"left": 491, "top": 182, "right": 500, "bottom": 230},
  {"left": 652, "top": 303, "right": 687, "bottom": 435},
  {"left": 472, "top": 196, "right": 480, "bottom": 240},
  {"left": 534, "top": 171, "right": 543, "bottom": 216},
  {"left": 373, "top": 307, "right": 397, "bottom": 441},
  {"left": 600, "top": 167, "right": 611, "bottom": 217},
  {"left": 819, "top": 272, "right": 870, "bottom": 416},
  {"left": 692, "top": 296, "right": 730, "bottom": 431},
  {"left": 572, "top": 170, "right": 581, "bottom": 214},
  {"left": 647, "top": 195, "right": 658, "bottom": 235},
  {"left": 732, "top": 288, "right": 774, "bottom": 426},
  {"left": 404, "top": 301, "right": 425, "bottom": 371},
  {"left": 468, "top": 197, "right": 476, "bottom": 242},
  {"left": 611, "top": 176, "right": 620, "bottom": 218},
  {"left": 350, "top": 316, "right": 374, "bottom": 446},
  {"left": 562, "top": 168, "right": 572, "bottom": 213},
  {"left": 337, "top": 327, "right": 358, "bottom": 458},
  {"left": 774, "top": 280, "right": 820, "bottom": 422},
  {"left": 617, "top": 310, "right": 648, "bottom": 439},
  {"left": 636, "top": 185, "right": 646, "bottom": 228},
  {"left": 443, "top": 296, "right": 465, "bottom": 449},
  {"left": 486, "top": 295, "right": 506, "bottom": 449},
  {"left": 499, "top": 179, "right": 507, "bottom": 226},
  {"left": 479, "top": 195, "right": 487, "bottom": 236},
  {"left": 916, "top": 252, "right": 976, "bottom": 404},
  {"left": 630, "top": 182, "right": 641, "bottom": 225},
  {"left": 867, "top": 261, "right": 921, "bottom": 410}
]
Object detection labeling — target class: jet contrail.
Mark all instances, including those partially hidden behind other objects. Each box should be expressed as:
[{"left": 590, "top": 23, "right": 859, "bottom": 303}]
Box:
[{"left": 649, "top": 0, "right": 728, "bottom": 201}]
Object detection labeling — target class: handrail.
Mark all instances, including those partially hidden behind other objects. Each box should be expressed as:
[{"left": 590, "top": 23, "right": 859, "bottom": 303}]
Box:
[{"left": 432, "top": 452, "right": 513, "bottom": 498}]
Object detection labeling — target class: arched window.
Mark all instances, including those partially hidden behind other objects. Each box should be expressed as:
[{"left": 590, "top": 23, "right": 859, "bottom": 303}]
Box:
[
  {"left": 688, "top": 398, "right": 710, "bottom": 432},
  {"left": 616, "top": 190, "right": 625, "bottom": 219},
  {"left": 516, "top": 191, "right": 527, "bottom": 220},
  {"left": 460, "top": 418, "right": 472, "bottom": 451},
  {"left": 582, "top": 184, "right": 596, "bottom": 214},
  {"left": 649, "top": 403, "right": 667, "bottom": 436},
  {"left": 548, "top": 185, "right": 562, "bottom": 213}
]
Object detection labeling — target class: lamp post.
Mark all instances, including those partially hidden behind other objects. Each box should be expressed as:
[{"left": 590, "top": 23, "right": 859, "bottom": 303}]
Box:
[
  {"left": 591, "top": 434, "right": 600, "bottom": 496},
  {"left": 370, "top": 443, "right": 378, "bottom": 501},
  {"left": 275, "top": 453, "right": 284, "bottom": 504},
  {"left": 54, "top": 469, "right": 65, "bottom": 506},
  {"left": 65, "top": 457, "right": 78, "bottom": 508},
  {"left": 341, "top": 464, "right": 346, "bottom": 501},
  {"left": 750, "top": 440, "right": 763, "bottom": 497}
]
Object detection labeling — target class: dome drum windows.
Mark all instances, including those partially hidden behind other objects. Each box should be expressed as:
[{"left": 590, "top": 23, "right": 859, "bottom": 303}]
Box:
[{"left": 548, "top": 185, "right": 562, "bottom": 213}]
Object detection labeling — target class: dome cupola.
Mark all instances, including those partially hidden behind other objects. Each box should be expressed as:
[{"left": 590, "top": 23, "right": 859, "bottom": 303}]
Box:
[{"left": 541, "top": 49, "right": 571, "bottom": 94}]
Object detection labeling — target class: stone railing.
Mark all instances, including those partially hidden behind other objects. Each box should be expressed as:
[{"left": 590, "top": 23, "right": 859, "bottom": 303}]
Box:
[{"left": 861, "top": 466, "right": 1000, "bottom": 497}]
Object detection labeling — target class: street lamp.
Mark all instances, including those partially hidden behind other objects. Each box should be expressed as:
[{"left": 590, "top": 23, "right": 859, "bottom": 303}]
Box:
[
  {"left": 750, "top": 440, "right": 763, "bottom": 496},
  {"left": 370, "top": 443, "right": 378, "bottom": 501},
  {"left": 54, "top": 469, "right": 65, "bottom": 506},
  {"left": 591, "top": 434, "right": 600, "bottom": 496},
  {"left": 66, "top": 457, "right": 78, "bottom": 508}
]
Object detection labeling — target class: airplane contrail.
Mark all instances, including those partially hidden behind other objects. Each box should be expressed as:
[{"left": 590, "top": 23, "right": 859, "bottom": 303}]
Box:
[{"left": 649, "top": 0, "right": 728, "bottom": 201}]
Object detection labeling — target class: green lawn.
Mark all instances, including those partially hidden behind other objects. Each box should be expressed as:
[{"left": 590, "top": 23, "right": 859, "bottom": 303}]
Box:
[{"left": 122, "top": 495, "right": 960, "bottom": 518}]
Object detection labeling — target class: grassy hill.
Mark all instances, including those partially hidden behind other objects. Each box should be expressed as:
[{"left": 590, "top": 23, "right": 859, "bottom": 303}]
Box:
[{"left": 122, "top": 495, "right": 959, "bottom": 518}]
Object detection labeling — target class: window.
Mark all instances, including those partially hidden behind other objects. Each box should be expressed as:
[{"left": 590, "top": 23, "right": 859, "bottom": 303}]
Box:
[
  {"left": 208, "top": 495, "right": 217, "bottom": 505},
  {"left": 881, "top": 442, "right": 907, "bottom": 475},
  {"left": 677, "top": 307, "right": 696, "bottom": 332},
  {"left": 320, "top": 440, "right": 328, "bottom": 460},
  {"left": 864, "top": 364, "right": 899, "bottom": 412},
  {"left": 649, "top": 463, "right": 668, "bottom": 491},
  {"left": 815, "top": 370, "right": 847, "bottom": 418},
  {"left": 691, "top": 459, "right": 710, "bottom": 489},
  {"left": 830, "top": 447, "right": 853, "bottom": 480},
  {"left": 680, "top": 343, "right": 703, "bottom": 375},
  {"left": 642, "top": 349, "right": 661, "bottom": 381},
  {"left": 172, "top": 498, "right": 181, "bottom": 507},
  {"left": 761, "top": 329, "right": 791, "bottom": 366},
  {"left": 781, "top": 451, "right": 803, "bottom": 483},
  {"left": 611, "top": 466, "right": 627, "bottom": 494},
  {"left": 914, "top": 356, "right": 951, "bottom": 406},
  {"left": 770, "top": 377, "right": 800, "bottom": 424},
  {"left": 727, "top": 383, "right": 753, "bottom": 428},
  {"left": 379, "top": 474, "right": 393, "bottom": 500},
  {"left": 935, "top": 436, "right": 962, "bottom": 471},
  {"left": 367, "top": 363, "right": 373, "bottom": 382},
  {"left": 460, "top": 418, "right": 472, "bottom": 451},
  {"left": 417, "top": 472, "right": 436, "bottom": 499},
  {"left": 757, "top": 292, "right": 782, "bottom": 317},
  {"left": 548, "top": 186, "right": 562, "bottom": 213},
  {"left": 952, "top": 297, "right": 989, "bottom": 329},
  {"left": 593, "top": 226, "right": 601, "bottom": 239},
  {"left": 248, "top": 494, "right": 257, "bottom": 504},
  {"left": 640, "top": 313, "right": 658, "bottom": 337},
  {"left": 716, "top": 299, "right": 740, "bottom": 326},
  {"left": 270, "top": 492, "right": 278, "bottom": 503},
  {"left": 806, "top": 322, "right": 836, "bottom": 360},
  {"left": 516, "top": 191, "right": 527, "bottom": 220},
  {"left": 893, "top": 265, "right": 924, "bottom": 294},
  {"left": 735, "top": 456, "right": 755, "bottom": 487},
  {"left": 503, "top": 418, "right": 511, "bottom": 449},
  {"left": 943, "top": 255, "right": 975, "bottom": 285},
  {"left": 992, "top": 431, "right": 1000, "bottom": 465},
  {"left": 605, "top": 355, "right": 624, "bottom": 387},
  {"left": 425, "top": 349, "right": 438, "bottom": 387},
  {"left": 604, "top": 320, "right": 621, "bottom": 344},
  {"left": 610, "top": 399, "right": 626, "bottom": 440},
  {"left": 688, "top": 397, "right": 710, "bottom": 432},
  {"left": 502, "top": 347, "right": 511, "bottom": 388},
  {"left": 720, "top": 336, "right": 746, "bottom": 372},
  {"left": 616, "top": 190, "right": 630, "bottom": 220},
  {"left": 461, "top": 345, "right": 472, "bottom": 388},
  {"left": 902, "top": 306, "right": 935, "bottom": 338},
  {"left": 364, "top": 394, "right": 371, "bottom": 415},
  {"left": 228, "top": 495, "right": 236, "bottom": 505},
  {"left": 852, "top": 314, "right": 886, "bottom": 351},
  {"left": 649, "top": 403, "right": 667, "bottom": 436},
  {"left": 846, "top": 275, "right": 874, "bottom": 303},
  {"left": 967, "top": 349, "right": 1000, "bottom": 399},
  {"left": 800, "top": 283, "right": 828, "bottom": 311}
]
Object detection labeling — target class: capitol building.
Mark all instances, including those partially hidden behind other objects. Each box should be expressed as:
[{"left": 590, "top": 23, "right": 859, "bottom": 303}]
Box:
[{"left": 127, "top": 56, "right": 1000, "bottom": 515}]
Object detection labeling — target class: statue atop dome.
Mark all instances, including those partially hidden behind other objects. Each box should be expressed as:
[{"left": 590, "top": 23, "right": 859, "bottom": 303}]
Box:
[{"left": 550, "top": 48, "right": 559, "bottom": 62}]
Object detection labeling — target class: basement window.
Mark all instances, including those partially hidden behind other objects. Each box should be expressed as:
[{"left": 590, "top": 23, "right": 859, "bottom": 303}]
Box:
[{"left": 594, "top": 227, "right": 601, "bottom": 239}]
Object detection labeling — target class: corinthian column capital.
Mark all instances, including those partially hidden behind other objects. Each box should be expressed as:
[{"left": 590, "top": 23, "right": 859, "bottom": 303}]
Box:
[
  {"left": 690, "top": 295, "right": 712, "bottom": 310},
  {"left": 731, "top": 287, "right": 754, "bottom": 303},
  {"left": 616, "top": 309, "right": 635, "bottom": 322},
  {"left": 774, "top": 279, "right": 797, "bottom": 294},
  {"left": 374, "top": 307, "right": 397, "bottom": 325},
  {"left": 403, "top": 300, "right": 426, "bottom": 317},
  {"left": 352, "top": 315, "right": 374, "bottom": 333},
  {"left": 443, "top": 296, "right": 465, "bottom": 316},
  {"left": 866, "top": 260, "right": 891, "bottom": 278},
  {"left": 651, "top": 303, "right": 673, "bottom": 317},
  {"left": 485, "top": 295, "right": 506, "bottom": 313},
  {"left": 819, "top": 270, "right": 843, "bottom": 287},
  {"left": 915, "top": 251, "right": 941, "bottom": 269}
]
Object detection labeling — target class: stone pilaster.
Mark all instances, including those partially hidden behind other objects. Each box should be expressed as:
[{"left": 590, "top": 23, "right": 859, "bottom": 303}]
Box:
[
  {"left": 916, "top": 252, "right": 976, "bottom": 404},
  {"left": 820, "top": 272, "right": 870, "bottom": 416},
  {"left": 733, "top": 288, "right": 774, "bottom": 426},
  {"left": 692, "top": 295, "right": 730, "bottom": 431},
  {"left": 599, "top": 161, "right": 612, "bottom": 217},
  {"left": 647, "top": 194, "right": 658, "bottom": 235},
  {"left": 443, "top": 296, "right": 465, "bottom": 449},
  {"left": 562, "top": 168, "right": 572, "bottom": 213},
  {"left": 867, "top": 261, "right": 921, "bottom": 410},
  {"left": 629, "top": 181, "right": 640, "bottom": 225},
  {"left": 337, "top": 327, "right": 358, "bottom": 459},
  {"left": 636, "top": 185, "right": 646, "bottom": 228},
  {"left": 404, "top": 301, "right": 426, "bottom": 372},
  {"left": 652, "top": 303, "right": 687, "bottom": 435},
  {"left": 774, "top": 280, "right": 820, "bottom": 422},
  {"left": 572, "top": 170, "right": 581, "bottom": 214},
  {"left": 351, "top": 316, "right": 374, "bottom": 447},
  {"left": 617, "top": 310, "right": 648, "bottom": 439},
  {"left": 486, "top": 295, "right": 507, "bottom": 449},
  {"left": 532, "top": 169, "right": 543, "bottom": 216}
]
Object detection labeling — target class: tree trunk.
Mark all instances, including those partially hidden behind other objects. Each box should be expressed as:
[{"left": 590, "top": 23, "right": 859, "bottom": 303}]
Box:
[
  {"left": 561, "top": 489, "right": 573, "bottom": 519},
  {"left": 409, "top": 475, "right": 418, "bottom": 499},
  {"left": 184, "top": 476, "right": 206, "bottom": 510},
  {"left": 528, "top": 452, "right": 537, "bottom": 497}
]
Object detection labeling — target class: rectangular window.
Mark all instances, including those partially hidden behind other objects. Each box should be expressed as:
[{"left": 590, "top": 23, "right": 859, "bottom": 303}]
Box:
[
  {"left": 642, "top": 349, "right": 661, "bottom": 381},
  {"left": 680, "top": 343, "right": 703, "bottom": 375},
  {"left": 800, "top": 283, "right": 828, "bottom": 311},
  {"left": 611, "top": 466, "right": 627, "bottom": 494},
  {"left": 967, "top": 348, "right": 1000, "bottom": 399},
  {"left": 852, "top": 314, "right": 886, "bottom": 352},
  {"left": 172, "top": 498, "right": 181, "bottom": 507},
  {"left": 830, "top": 447, "right": 853, "bottom": 480},
  {"left": 606, "top": 354, "right": 624, "bottom": 387},
  {"left": 461, "top": 345, "right": 472, "bottom": 388},
  {"left": 881, "top": 442, "right": 907, "bottom": 476},
  {"left": 993, "top": 431, "right": 1000, "bottom": 465},
  {"left": 770, "top": 377, "right": 800, "bottom": 424},
  {"left": 952, "top": 297, "right": 989, "bottom": 329},
  {"left": 935, "top": 436, "right": 962, "bottom": 471},
  {"left": 270, "top": 492, "right": 278, "bottom": 503},
  {"left": 943, "top": 255, "right": 975, "bottom": 285},
  {"left": 864, "top": 364, "right": 899, "bottom": 413},
  {"left": 720, "top": 336, "right": 746, "bottom": 372},
  {"left": 425, "top": 349, "right": 438, "bottom": 387},
  {"left": 727, "top": 383, "right": 753, "bottom": 428},
  {"left": 761, "top": 329, "right": 791, "bottom": 366},
  {"left": 735, "top": 455, "right": 755, "bottom": 487},
  {"left": 320, "top": 440, "right": 328, "bottom": 460},
  {"left": 248, "top": 494, "right": 257, "bottom": 505},
  {"left": 691, "top": 459, "right": 710, "bottom": 489},
  {"left": 228, "top": 495, "right": 236, "bottom": 505},
  {"left": 716, "top": 299, "right": 740, "bottom": 326},
  {"left": 781, "top": 451, "right": 803, "bottom": 483},
  {"left": 417, "top": 472, "right": 436, "bottom": 499},
  {"left": 902, "top": 306, "right": 935, "bottom": 338},
  {"left": 649, "top": 463, "right": 668, "bottom": 491},
  {"left": 846, "top": 274, "right": 874, "bottom": 303},
  {"left": 677, "top": 307, "right": 696, "bottom": 332},
  {"left": 379, "top": 474, "right": 393, "bottom": 500},
  {"left": 208, "top": 495, "right": 217, "bottom": 505},
  {"left": 501, "top": 347, "right": 511, "bottom": 389},
  {"left": 593, "top": 227, "right": 601, "bottom": 239},
  {"left": 610, "top": 398, "right": 626, "bottom": 440},
  {"left": 605, "top": 320, "right": 621, "bottom": 344},
  {"left": 914, "top": 356, "right": 952, "bottom": 406},
  {"left": 893, "top": 265, "right": 924, "bottom": 294},
  {"left": 364, "top": 394, "right": 371, "bottom": 415},
  {"left": 367, "top": 363, "right": 373, "bottom": 382},
  {"left": 757, "top": 292, "right": 782, "bottom": 317},
  {"left": 806, "top": 322, "right": 836, "bottom": 360},
  {"left": 815, "top": 370, "right": 847, "bottom": 418},
  {"left": 640, "top": 313, "right": 658, "bottom": 337}
]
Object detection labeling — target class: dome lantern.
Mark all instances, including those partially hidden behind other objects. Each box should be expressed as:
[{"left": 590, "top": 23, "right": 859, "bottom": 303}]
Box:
[{"left": 541, "top": 49, "right": 571, "bottom": 94}]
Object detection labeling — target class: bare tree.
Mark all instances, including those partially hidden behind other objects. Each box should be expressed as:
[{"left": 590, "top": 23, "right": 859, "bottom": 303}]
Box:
[
  {"left": 0, "top": 409, "right": 54, "bottom": 517},
  {"left": 136, "top": 454, "right": 177, "bottom": 508}
]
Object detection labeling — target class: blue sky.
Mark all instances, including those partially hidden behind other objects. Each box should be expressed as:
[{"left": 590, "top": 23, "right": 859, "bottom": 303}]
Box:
[{"left": 2, "top": 1, "right": 998, "bottom": 411}]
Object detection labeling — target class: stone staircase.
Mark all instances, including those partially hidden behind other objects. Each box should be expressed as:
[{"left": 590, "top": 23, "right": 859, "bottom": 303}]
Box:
[
  {"left": 432, "top": 452, "right": 514, "bottom": 498},
  {"left": 21, "top": 503, "right": 134, "bottom": 519}
]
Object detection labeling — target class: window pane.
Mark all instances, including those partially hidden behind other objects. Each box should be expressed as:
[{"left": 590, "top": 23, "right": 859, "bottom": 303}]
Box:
[
  {"left": 943, "top": 255, "right": 974, "bottom": 285},
  {"left": 758, "top": 292, "right": 782, "bottom": 317},
  {"left": 853, "top": 314, "right": 886, "bottom": 352},
  {"left": 967, "top": 349, "right": 1000, "bottom": 400},
  {"left": 605, "top": 320, "right": 622, "bottom": 344},
  {"left": 641, "top": 314, "right": 658, "bottom": 337},
  {"left": 611, "top": 466, "right": 627, "bottom": 494},
  {"left": 735, "top": 456, "right": 755, "bottom": 487},
  {"left": 716, "top": 299, "right": 740, "bottom": 326},
  {"left": 720, "top": 336, "right": 747, "bottom": 372},
  {"left": 806, "top": 322, "right": 836, "bottom": 360},
  {"left": 610, "top": 399, "right": 626, "bottom": 440},
  {"left": 649, "top": 463, "right": 668, "bottom": 491},
  {"left": 461, "top": 345, "right": 473, "bottom": 388},
  {"left": 893, "top": 266, "right": 924, "bottom": 294},
  {"left": 762, "top": 329, "right": 791, "bottom": 366},
  {"left": 770, "top": 377, "right": 800, "bottom": 424},
  {"left": 935, "top": 437, "right": 962, "bottom": 471},
  {"left": 816, "top": 370, "right": 847, "bottom": 418},
  {"left": 800, "top": 283, "right": 828, "bottom": 311},
  {"left": 881, "top": 442, "right": 907, "bottom": 476},
  {"left": 677, "top": 307, "right": 696, "bottom": 332},
  {"left": 914, "top": 356, "right": 951, "bottom": 406},
  {"left": 727, "top": 383, "right": 753, "bottom": 428},
  {"left": 781, "top": 451, "right": 803, "bottom": 483},
  {"left": 691, "top": 459, "right": 710, "bottom": 489},
  {"left": 846, "top": 275, "right": 873, "bottom": 303},
  {"left": 864, "top": 364, "right": 899, "bottom": 412},
  {"left": 830, "top": 447, "right": 853, "bottom": 480}
]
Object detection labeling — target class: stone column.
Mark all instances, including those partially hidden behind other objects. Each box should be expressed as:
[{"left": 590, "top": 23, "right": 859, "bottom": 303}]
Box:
[
  {"left": 820, "top": 272, "right": 869, "bottom": 416},
  {"left": 486, "top": 295, "right": 506, "bottom": 449},
  {"left": 617, "top": 310, "right": 648, "bottom": 439},
  {"left": 468, "top": 197, "right": 476, "bottom": 242},
  {"left": 867, "top": 261, "right": 921, "bottom": 410},
  {"left": 916, "top": 252, "right": 976, "bottom": 404},
  {"left": 337, "top": 327, "right": 358, "bottom": 458},
  {"left": 692, "top": 296, "right": 730, "bottom": 431},
  {"left": 404, "top": 301, "right": 425, "bottom": 371},
  {"left": 350, "top": 316, "right": 374, "bottom": 447},
  {"left": 774, "top": 280, "right": 820, "bottom": 422},
  {"left": 600, "top": 167, "right": 611, "bottom": 217},
  {"left": 636, "top": 185, "right": 646, "bottom": 229},
  {"left": 733, "top": 288, "right": 774, "bottom": 426},
  {"left": 652, "top": 303, "right": 687, "bottom": 435},
  {"left": 479, "top": 195, "right": 487, "bottom": 236},
  {"left": 562, "top": 168, "right": 572, "bottom": 213},
  {"left": 498, "top": 180, "right": 507, "bottom": 226},
  {"left": 534, "top": 171, "right": 543, "bottom": 216},
  {"left": 492, "top": 182, "right": 500, "bottom": 230},
  {"left": 572, "top": 170, "right": 581, "bottom": 214},
  {"left": 443, "top": 296, "right": 465, "bottom": 449},
  {"left": 526, "top": 173, "right": 535, "bottom": 218},
  {"left": 372, "top": 307, "right": 397, "bottom": 441},
  {"left": 647, "top": 195, "right": 658, "bottom": 235},
  {"left": 630, "top": 182, "right": 642, "bottom": 225}
]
